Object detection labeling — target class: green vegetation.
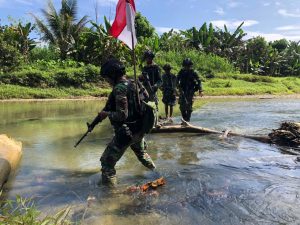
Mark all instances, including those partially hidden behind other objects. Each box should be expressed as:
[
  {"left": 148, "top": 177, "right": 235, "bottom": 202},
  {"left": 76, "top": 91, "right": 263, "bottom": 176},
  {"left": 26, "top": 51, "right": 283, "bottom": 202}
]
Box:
[
  {"left": 0, "top": 0, "right": 299, "bottom": 99},
  {"left": 0, "top": 193, "right": 71, "bottom": 225},
  {"left": 1, "top": 74, "right": 300, "bottom": 99}
]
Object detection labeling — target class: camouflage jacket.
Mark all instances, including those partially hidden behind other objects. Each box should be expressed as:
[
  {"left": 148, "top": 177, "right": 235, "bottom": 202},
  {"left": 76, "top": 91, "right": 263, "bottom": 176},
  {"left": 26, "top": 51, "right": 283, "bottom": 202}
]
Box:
[
  {"left": 141, "top": 64, "right": 162, "bottom": 90},
  {"left": 162, "top": 73, "right": 177, "bottom": 92},
  {"left": 103, "top": 79, "right": 142, "bottom": 127},
  {"left": 177, "top": 69, "right": 202, "bottom": 95}
]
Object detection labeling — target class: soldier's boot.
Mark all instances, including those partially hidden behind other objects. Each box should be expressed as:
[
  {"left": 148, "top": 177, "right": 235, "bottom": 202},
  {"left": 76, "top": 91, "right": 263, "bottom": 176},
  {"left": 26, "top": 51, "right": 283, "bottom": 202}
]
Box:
[
  {"left": 181, "top": 111, "right": 188, "bottom": 123},
  {"left": 138, "top": 153, "right": 156, "bottom": 170},
  {"left": 101, "top": 173, "right": 117, "bottom": 186},
  {"left": 186, "top": 110, "right": 192, "bottom": 122}
]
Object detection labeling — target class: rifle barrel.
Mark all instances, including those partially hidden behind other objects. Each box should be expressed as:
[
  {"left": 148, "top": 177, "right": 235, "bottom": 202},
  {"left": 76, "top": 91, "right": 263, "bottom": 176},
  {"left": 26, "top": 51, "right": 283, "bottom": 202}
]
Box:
[{"left": 74, "top": 131, "right": 89, "bottom": 148}]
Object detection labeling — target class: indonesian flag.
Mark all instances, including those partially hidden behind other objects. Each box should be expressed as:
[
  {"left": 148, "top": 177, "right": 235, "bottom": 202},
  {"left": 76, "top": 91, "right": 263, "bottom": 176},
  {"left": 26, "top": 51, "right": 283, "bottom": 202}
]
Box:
[{"left": 110, "top": 0, "right": 137, "bottom": 49}]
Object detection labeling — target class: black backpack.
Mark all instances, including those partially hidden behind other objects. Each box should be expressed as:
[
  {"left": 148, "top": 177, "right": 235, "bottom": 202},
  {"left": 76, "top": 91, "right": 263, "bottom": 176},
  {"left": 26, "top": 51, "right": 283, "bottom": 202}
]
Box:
[{"left": 127, "top": 80, "right": 157, "bottom": 133}]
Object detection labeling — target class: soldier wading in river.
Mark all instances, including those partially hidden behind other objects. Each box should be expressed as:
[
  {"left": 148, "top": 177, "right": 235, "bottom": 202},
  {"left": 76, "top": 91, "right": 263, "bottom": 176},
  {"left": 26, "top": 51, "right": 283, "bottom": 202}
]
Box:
[
  {"left": 87, "top": 58, "right": 156, "bottom": 186},
  {"left": 177, "top": 58, "right": 203, "bottom": 122},
  {"left": 139, "top": 50, "right": 162, "bottom": 109}
]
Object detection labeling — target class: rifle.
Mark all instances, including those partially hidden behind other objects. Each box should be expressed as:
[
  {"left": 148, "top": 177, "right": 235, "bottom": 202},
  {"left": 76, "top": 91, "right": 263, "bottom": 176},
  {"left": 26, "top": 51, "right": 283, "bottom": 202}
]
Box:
[
  {"left": 181, "top": 89, "right": 189, "bottom": 105},
  {"left": 74, "top": 114, "right": 103, "bottom": 148},
  {"left": 74, "top": 123, "right": 91, "bottom": 148},
  {"left": 143, "top": 72, "right": 159, "bottom": 110}
]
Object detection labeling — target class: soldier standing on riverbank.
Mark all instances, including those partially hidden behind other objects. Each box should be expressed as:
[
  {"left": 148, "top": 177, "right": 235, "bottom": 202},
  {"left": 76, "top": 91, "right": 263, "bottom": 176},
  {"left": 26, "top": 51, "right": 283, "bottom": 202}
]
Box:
[
  {"left": 139, "top": 50, "right": 162, "bottom": 109},
  {"left": 87, "top": 58, "right": 156, "bottom": 186},
  {"left": 177, "top": 58, "right": 203, "bottom": 122},
  {"left": 161, "top": 64, "right": 177, "bottom": 119}
]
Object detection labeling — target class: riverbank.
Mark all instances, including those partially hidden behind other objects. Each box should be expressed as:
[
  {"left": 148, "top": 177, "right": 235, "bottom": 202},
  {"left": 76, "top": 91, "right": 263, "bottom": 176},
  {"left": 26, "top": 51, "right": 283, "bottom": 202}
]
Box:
[
  {"left": 1, "top": 94, "right": 300, "bottom": 102},
  {"left": 1, "top": 74, "right": 300, "bottom": 100}
]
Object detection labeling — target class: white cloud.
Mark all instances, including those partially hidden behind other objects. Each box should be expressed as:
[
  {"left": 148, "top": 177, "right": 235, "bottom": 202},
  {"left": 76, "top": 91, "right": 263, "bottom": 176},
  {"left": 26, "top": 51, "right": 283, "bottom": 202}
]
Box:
[
  {"left": 246, "top": 31, "right": 300, "bottom": 41},
  {"left": 16, "top": 0, "right": 33, "bottom": 5},
  {"left": 97, "top": 0, "right": 118, "bottom": 7},
  {"left": 214, "top": 7, "right": 225, "bottom": 15},
  {"left": 278, "top": 9, "right": 300, "bottom": 17},
  {"left": 211, "top": 20, "right": 259, "bottom": 29},
  {"left": 263, "top": 2, "right": 271, "bottom": 6},
  {"left": 227, "top": 1, "right": 240, "bottom": 8},
  {"left": 155, "top": 26, "right": 179, "bottom": 34},
  {"left": 276, "top": 25, "right": 300, "bottom": 31}
]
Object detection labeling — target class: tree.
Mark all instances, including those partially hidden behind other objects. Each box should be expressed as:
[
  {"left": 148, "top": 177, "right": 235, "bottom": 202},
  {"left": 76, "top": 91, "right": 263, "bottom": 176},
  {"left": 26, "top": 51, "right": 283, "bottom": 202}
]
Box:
[
  {"left": 0, "top": 36, "right": 22, "bottom": 72},
  {"left": 282, "top": 41, "right": 300, "bottom": 76},
  {"left": 245, "top": 36, "right": 269, "bottom": 74},
  {"left": 0, "top": 22, "right": 35, "bottom": 62},
  {"left": 31, "top": 0, "right": 89, "bottom": 60},
  {"left": 13, "top": 22, "right": 36, "bottom": 62},
  {"left": 159, "top": 29, "right": 186, "bottom": 52},
  {"left": 135, "top": 12, "right": 156, "bottom": 40},
  {"left": 180, "top": 23, "right": 215, "bottom": 52},
  {"left": 271, "top": 39, "right": 289, "bottom": 53}
]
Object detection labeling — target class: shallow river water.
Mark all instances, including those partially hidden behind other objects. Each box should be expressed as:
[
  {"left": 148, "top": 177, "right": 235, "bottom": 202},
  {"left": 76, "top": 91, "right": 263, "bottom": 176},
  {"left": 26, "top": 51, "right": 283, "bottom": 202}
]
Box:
[{"left": 1, "top": 98, "right": 300, "bottom": 225}]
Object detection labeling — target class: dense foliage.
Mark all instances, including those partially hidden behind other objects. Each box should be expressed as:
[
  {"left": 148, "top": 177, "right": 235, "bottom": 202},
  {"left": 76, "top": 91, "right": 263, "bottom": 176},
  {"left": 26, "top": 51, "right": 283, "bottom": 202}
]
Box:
[{"left": 0, "top": 0, "right": 299, "bottom": 92}]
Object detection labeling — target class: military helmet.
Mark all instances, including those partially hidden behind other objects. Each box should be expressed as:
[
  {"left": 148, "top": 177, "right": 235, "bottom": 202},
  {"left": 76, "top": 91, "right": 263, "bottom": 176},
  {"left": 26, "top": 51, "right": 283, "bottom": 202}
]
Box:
[
  {"left": 163, "top": 64, "right": 172, "bottom": 71},
  {"left": 100, "top": 58, "right": 125, "bottom": 79},
  {"left": 182, "top": 58, "right": 193, "bottom": 66},
  {"left": 143, "top": 50, "right": 155, "bottom": 60}
]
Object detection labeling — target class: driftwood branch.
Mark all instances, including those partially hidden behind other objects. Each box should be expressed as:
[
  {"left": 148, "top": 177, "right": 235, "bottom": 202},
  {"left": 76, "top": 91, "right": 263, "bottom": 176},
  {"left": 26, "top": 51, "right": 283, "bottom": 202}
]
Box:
[{"left": 152, "top": 119, "right": 290, "bottom": 145}]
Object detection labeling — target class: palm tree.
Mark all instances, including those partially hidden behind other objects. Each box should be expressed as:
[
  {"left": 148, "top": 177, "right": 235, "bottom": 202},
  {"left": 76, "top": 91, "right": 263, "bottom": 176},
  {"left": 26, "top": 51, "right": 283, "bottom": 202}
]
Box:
[{"left": 31, "top": 0, "right": 89, "bottom": 60}]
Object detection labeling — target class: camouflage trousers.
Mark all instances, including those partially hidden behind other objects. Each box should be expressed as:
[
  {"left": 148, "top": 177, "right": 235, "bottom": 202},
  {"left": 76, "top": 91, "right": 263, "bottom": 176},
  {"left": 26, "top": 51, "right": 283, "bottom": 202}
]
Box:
[
  {"left": 100, "top": 131, "right": 156, "bottom": 182},
  {"left": 179, "top": 94, "right": 194, "bottom": 122}
]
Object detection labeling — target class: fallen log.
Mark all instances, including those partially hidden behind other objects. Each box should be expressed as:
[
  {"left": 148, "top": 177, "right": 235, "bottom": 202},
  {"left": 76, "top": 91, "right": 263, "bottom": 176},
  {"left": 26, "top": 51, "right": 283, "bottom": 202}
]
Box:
[
  {"left": 0, "top": 135, "right": 22, "bottom": 190},
  {"left": 152, "top": 119, "right": 271, "bottom": 144}
]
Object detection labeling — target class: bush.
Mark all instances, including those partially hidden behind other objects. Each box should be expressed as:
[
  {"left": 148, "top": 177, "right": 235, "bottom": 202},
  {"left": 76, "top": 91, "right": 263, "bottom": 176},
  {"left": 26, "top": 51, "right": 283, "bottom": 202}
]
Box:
[
  {"left": 0, "top": 64, "right": 102, "bottom": 88},
  {"left": 155, "top": 50, "right": 236, "bottom": 75},
  {"left": 0, "top": 70, "right": 55, "bottom": 87},
  {"left": 30, "top": 46, "right": 59, "bottom": 62}
]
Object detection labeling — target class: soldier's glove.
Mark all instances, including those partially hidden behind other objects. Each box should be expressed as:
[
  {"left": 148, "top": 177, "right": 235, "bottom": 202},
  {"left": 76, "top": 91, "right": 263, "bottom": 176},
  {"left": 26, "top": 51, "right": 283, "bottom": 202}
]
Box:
[
  {"left": 123, "top": 124, "right": 133, "bottom": 138},
  {"left": 116, "top": 124, "right": 133, "bottom": 145},
  {"left": 87, "top": 122, "right": 94, "bottom": 132},
  {"left": 87, "top": 111, "right": 109, "bottom": 132}
]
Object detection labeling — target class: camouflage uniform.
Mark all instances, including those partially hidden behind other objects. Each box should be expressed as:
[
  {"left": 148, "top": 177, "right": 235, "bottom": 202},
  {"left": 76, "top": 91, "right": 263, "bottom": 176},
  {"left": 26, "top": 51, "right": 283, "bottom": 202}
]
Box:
[
  {"left": 140, "top": 64, "right": 162, "bottom": 102},
  {"left": 101, "top": 79, "right": 155, "bottom": 183},
  {"left": 161, "top": 73, "right": 177, "bottom": 106},
  {"left": 177, "top": 69, "right": 202, "bottom": 122}
]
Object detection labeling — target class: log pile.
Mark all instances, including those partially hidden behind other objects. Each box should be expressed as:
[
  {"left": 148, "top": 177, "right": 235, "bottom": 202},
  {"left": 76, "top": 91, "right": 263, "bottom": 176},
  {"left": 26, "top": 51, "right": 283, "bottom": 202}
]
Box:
[{"left": 269, "top": 122, "right": 300, "bottom": 147}]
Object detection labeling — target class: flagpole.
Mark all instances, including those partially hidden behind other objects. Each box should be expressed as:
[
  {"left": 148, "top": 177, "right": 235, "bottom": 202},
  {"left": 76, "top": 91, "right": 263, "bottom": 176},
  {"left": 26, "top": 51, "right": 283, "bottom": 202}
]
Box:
[
  {"left": 127, "top": 0, "right": 141, "bottom": 108},
  {"left": 131, "top": 32, "right": 141, "bottom": 105}
]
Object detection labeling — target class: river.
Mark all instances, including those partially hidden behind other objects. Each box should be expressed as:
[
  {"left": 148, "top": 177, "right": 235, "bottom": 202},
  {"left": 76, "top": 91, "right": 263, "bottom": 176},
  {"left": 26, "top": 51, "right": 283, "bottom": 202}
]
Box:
[{"left": 1, "top": 98, "right": 300, "bottom": 225}]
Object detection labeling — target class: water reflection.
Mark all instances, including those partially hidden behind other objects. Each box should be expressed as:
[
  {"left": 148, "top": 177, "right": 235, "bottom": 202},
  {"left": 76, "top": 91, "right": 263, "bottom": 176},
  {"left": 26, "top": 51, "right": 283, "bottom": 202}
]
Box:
[{"left": 1, "top": 99, "right": 300, "bottom": 225}]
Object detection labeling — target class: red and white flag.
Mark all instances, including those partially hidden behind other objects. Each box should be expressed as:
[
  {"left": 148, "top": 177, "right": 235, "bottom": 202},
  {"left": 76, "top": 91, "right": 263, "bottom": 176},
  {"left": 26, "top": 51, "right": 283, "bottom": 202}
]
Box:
[{"left": 110, "top": 0, "right": 137, "bottom": 49}]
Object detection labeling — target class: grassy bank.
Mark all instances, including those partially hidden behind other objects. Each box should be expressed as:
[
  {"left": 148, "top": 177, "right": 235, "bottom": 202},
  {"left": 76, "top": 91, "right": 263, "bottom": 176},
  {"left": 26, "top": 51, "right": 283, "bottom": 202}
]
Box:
[
  {"left": 204, "top": 74, "right": 300, "bottom": 96},
  {"left": 0, "top": 84, "right": 110, "bottom": 99},
  {"left": 1, "top": 73, "right": 300, "bottom": 99}
]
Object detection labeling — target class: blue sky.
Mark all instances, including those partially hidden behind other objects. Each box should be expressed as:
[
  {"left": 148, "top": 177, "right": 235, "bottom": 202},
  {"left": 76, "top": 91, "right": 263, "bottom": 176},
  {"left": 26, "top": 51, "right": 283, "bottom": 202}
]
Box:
[{"left": 0, "top": 0, "right": 300, "bottom": 41}]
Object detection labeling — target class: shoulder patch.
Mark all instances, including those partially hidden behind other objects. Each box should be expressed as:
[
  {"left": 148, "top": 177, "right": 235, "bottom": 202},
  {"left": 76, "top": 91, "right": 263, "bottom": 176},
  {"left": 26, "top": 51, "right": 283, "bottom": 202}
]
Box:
[{"left": 114, "top": 83, "right": 128, "bottom": 95}]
